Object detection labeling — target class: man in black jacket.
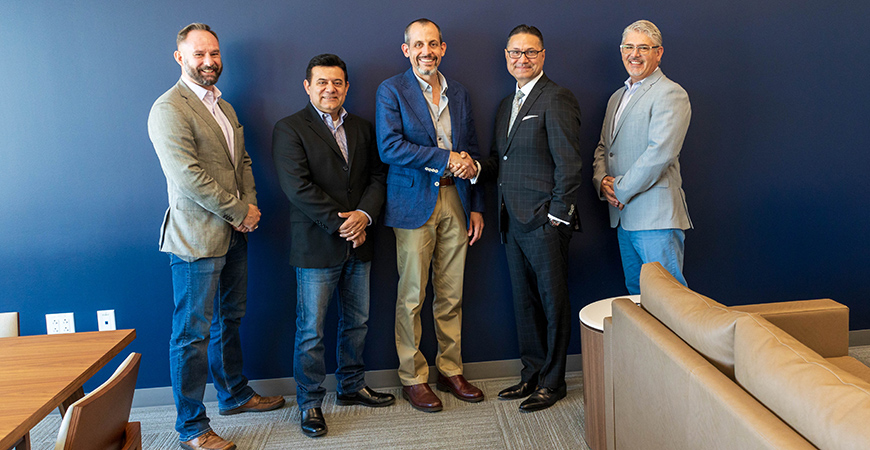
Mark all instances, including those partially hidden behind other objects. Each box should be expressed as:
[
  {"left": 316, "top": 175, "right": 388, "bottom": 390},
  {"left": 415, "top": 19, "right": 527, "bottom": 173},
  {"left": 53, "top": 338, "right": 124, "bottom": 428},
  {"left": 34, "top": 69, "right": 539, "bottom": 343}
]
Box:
[{"left": 272, "top": 54, "right": 392, "bottom": 438}]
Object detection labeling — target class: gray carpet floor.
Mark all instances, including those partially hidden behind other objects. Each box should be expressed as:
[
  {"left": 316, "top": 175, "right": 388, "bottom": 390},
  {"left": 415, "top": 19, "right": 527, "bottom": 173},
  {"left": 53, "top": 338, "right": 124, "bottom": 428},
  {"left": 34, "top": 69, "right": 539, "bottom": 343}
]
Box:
[
  {"left": 25, "top": 346, "right": 870, "bottom": 449},
  {"left": 27, "top": 372, "right": 589, "bottom": 450}
]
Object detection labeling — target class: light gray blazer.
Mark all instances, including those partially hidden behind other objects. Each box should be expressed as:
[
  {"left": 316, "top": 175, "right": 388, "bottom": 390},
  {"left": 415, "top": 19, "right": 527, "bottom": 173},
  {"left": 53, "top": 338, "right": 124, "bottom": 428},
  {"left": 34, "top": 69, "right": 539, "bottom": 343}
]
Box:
[
  {"left": 592, "top": 69, "right": 692, "bottom": 231},
  {"left": 148, "top": 79, "right": 257, "bottom": 261}
]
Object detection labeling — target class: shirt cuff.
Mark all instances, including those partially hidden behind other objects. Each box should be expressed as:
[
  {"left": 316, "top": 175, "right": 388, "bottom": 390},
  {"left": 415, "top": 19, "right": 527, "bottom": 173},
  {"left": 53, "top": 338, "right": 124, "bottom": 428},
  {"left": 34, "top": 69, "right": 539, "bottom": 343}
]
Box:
[
  {"left": 548, "top": 214, "right": 569, "bottom": 225},
  {"left": 356, "top": 210, "right": 372, "bottom": 226},
  {"left": 470, "top": 160, "right": 482, "bottom": 184}
]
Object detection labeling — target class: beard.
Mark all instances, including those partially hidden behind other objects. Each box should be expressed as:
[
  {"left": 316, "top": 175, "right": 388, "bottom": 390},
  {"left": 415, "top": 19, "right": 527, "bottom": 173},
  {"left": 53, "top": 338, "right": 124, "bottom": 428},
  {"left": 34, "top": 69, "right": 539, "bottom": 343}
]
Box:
[
  {"left": 414, "top": 56, "right": 439, "bottom": 77},
  {"left": 183, "top": 60, "right": 222, "bottom": 87}
]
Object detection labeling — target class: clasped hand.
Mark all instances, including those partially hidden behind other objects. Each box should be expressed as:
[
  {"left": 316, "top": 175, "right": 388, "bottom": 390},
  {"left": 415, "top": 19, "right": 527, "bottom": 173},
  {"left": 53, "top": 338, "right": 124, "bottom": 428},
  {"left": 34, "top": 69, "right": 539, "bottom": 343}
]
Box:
[
  {"left": 235, "top": 204, "right": 261, "bottom": 232},
  {"left": 338, "top": 210, "right": 367, "bottom": 248},
  {"left": 448, "top": 151, "right": 478, "bottom": 179},
  {"left": 601, "top": 176, "right": 624, "bottom": 210}
]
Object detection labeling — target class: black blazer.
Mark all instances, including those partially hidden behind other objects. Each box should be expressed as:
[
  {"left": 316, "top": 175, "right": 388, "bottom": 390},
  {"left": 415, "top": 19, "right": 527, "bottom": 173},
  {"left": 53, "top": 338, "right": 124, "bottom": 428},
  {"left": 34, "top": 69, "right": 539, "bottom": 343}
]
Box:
[
  {"left": 479, "top": 74, "right": 582, "bottom": 234},
  {"left": 272, "top": 103, "right": 386, "bottom": 267}
]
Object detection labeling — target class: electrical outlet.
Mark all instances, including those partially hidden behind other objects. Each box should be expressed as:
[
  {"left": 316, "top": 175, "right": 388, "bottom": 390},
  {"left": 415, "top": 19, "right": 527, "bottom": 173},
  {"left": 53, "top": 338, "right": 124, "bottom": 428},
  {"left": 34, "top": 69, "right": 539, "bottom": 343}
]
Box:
[
  {"left": 97, "top": 310, "right": 116, "bottom": 331},
  {"left": 46, "top": 312, "right": 75, "bottom": 334}
]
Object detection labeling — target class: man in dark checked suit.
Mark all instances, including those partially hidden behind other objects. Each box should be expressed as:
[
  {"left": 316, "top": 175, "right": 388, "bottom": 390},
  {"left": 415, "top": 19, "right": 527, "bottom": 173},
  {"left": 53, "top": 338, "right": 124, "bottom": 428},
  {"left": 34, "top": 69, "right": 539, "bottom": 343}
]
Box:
[{"left": 472, "top": 24, "right": 582, "bottom": 412}]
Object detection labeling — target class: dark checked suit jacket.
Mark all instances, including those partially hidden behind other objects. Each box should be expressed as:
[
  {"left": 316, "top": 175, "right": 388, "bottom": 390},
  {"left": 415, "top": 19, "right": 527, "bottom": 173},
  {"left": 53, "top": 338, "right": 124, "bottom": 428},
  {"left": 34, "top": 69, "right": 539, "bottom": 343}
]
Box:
[
  {"left": 272, "top": 103, "right": 386, "bottom": 268},
  {"left": 479, "top": 73, "right": 582, "bottom": 234}
]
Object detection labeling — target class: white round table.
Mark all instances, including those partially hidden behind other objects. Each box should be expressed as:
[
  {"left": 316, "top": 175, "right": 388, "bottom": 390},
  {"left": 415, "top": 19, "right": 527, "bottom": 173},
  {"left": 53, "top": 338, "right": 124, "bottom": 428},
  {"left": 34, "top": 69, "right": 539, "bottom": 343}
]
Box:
[
  {"left": 580, "top": 295, "right": 641, "bottom": 331},
  {"left": 579, "top": 295, "right": 641, "bottom": 450}
]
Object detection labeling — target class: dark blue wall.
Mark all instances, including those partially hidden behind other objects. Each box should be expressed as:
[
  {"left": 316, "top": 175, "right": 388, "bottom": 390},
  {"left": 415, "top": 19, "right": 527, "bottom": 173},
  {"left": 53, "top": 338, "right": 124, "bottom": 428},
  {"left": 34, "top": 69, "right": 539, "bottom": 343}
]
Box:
[{"left": 2, "top": 1, "right": 868, "bottom": 390}]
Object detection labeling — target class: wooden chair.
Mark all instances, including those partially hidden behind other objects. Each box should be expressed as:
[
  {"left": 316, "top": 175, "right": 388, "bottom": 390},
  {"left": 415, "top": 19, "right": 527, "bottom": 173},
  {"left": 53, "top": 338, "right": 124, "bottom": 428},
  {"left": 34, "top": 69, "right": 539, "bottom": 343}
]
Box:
[
  {"left": 54, "top": 353, "right": 142, "bottom": 450},
  {"left": 0, "top": 311, "right": 19, "bottom": 338}
]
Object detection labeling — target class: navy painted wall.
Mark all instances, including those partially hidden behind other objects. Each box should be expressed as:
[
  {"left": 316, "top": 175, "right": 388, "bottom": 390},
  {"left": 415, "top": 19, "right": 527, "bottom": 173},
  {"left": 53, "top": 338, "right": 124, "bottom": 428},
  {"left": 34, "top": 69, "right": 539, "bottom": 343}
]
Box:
[{"left": 2, "top": 1, "right": 868, "bottom": 390}]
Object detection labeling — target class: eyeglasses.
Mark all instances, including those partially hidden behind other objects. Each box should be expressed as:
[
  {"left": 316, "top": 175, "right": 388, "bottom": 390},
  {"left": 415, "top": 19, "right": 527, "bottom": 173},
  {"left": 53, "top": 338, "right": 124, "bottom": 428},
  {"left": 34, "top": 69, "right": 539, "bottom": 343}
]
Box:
[
  {"left": 506, "top": 49, "right": 543, "bottom": 59},
  {"left": 619, "top": 44, "right": 661, "bottom": 55}
]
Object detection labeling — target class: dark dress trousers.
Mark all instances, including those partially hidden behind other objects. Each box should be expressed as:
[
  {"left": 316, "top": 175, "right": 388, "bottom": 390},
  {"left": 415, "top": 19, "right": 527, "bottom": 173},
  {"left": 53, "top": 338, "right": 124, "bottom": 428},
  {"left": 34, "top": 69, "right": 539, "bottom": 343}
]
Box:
[{"left": 479, "top": 74, "right": 582, "bottom": 389}]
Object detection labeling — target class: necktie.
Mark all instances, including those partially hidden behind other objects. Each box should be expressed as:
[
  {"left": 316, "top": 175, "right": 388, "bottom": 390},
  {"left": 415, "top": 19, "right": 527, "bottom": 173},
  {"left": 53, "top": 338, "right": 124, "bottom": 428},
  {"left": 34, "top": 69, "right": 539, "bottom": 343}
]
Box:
[{"left": 508, "top": 90, "right": 525, "bottom": 136}]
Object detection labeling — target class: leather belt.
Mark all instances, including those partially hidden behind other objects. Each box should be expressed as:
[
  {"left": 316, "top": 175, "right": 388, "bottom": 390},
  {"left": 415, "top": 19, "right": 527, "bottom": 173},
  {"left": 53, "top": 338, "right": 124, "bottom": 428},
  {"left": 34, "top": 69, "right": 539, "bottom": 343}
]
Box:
[{"left": 439, "top": 177, "right": 455, "bottom": 187}]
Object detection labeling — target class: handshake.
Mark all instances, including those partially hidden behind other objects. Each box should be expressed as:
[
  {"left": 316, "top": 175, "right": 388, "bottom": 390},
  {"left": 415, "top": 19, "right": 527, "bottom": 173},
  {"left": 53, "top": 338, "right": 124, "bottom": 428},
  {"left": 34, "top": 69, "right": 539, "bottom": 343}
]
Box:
[{"left": 448, "top": 151, "right": 478, "bottom": 180}]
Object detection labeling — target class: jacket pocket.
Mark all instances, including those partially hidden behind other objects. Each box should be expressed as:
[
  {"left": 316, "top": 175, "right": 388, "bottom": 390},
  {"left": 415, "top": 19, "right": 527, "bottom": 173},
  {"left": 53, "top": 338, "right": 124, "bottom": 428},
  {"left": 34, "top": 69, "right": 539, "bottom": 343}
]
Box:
[{"left": 387, "top": 172, "right": 414, "bottom": 188}]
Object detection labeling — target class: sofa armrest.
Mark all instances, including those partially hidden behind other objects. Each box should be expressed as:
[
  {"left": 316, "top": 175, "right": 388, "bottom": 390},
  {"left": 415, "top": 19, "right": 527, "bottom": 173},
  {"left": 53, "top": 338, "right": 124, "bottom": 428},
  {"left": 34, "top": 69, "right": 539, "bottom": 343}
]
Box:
[
  {"left": 730, "top": 299, "right": 848, "bottom": 357},
  {"left": 603, "top": 316, "right": 614, "bottom": 450}
]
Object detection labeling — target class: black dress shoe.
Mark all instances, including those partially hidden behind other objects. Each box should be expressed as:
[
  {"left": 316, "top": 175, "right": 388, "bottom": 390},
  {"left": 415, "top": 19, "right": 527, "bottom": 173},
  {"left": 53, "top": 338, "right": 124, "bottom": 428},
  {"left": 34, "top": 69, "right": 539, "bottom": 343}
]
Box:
[
  {"left": 336, "top": 386, "right": 396, "bottom": 407},
  {"left": 300, "top": 407, "right": 327, "bottom": 437},
  {"left": 498, "top": 380, "right": 537, "bottom": 400},
  {"left": 518, "top": 384, "right": 567, "bottom": 412}
]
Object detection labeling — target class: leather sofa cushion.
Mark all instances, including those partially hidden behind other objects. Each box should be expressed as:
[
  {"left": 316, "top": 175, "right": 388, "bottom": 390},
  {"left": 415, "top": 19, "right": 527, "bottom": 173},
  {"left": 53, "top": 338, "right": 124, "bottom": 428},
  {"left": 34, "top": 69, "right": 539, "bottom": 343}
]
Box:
[
  {"left": 827, "top": 356, "right": 870, "bottom": 385},
  {"left": 640, "top": 262, "right": 744, "bottom": 378},
  {"left": 735, "top": 314, "right": 870, "bottom": 450}
]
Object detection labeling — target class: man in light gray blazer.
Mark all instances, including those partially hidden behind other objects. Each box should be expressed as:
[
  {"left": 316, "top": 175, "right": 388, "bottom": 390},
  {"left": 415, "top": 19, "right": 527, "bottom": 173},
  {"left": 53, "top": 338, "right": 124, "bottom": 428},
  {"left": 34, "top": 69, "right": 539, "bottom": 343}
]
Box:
[
  {"left": 149, "top": 23, "right": 283, "bottom": 450},
  {"left": 592, "top": 20, "right": 692, "bottom": 295}
]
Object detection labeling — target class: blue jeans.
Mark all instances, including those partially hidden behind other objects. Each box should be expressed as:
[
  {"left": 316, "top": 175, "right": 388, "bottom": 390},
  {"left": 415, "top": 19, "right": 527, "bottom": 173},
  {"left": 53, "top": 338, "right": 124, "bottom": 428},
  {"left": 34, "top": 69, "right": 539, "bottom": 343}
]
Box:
[
  {"left": 294, "top": 255, "right": 370, "bottom": 410},
  {"left": 168, "top": 231, "right": 255, "bottom": 442},
  {"left": 617, "top": 226, "right": 687, "bottom": 295}
]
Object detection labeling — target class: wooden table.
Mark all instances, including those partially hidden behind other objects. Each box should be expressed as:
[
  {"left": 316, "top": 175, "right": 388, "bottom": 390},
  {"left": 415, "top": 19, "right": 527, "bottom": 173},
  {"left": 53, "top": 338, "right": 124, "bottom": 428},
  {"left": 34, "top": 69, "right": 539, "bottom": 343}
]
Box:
[
  {"left": 579, "top": 296, "right": 639, "bottom": 450},
  {"left": 0, "top": 329, "right": 136, "bottom": 450}
]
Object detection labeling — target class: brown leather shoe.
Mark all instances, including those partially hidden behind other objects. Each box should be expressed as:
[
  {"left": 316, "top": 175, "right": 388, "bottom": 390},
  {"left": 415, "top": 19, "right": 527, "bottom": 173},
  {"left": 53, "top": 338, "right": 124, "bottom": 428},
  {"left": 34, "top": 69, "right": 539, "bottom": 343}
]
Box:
[
  {"left": 219, "top": 394, "right": 286, "bottom": 415},
  {"left": 402, "top": 383, "right": 443, "bottom": 412},
  {"left": 436, "top": 373, "right": 484, "bottom": 402},
  {"left": 180, "top": 430, "right": 236, "bottom": 450}
]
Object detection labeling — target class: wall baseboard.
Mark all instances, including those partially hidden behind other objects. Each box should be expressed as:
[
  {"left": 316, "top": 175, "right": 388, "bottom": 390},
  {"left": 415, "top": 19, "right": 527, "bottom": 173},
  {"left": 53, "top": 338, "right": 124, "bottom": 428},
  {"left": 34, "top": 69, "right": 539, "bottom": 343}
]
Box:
[
  {"left": 131, "top": 354, "right": 583, "bottom": 408},
  {"left": 850, "top": 329, "right": 870, "bottom": 346},
  {"left": 133, "top": 328, "right": 870, "bottom": 408}
]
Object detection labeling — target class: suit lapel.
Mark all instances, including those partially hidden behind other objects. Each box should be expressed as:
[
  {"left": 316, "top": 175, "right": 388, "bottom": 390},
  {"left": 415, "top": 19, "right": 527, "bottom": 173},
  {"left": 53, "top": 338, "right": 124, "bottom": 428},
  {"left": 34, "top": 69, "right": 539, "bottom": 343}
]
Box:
[
  {"left": 505, "top": 74, "right": 547, "bottom": 151},
  {"left": 605, "top": 88, "right": 624, "bottom": 147},
  {"left": 304, "top": 104, "right": 344, "bottom": 162},
  {"left": 493, "top": 96, "right": 511, "bottom": 156},
  {"left": 217, "top": 99, "right": 242, "bottom": 168},
  {"left": 399, "top": 69, "right": 438, "bottom": 145},
  {"left": 446, "top": 83, "right": 462, "bottom": 149},
  {"left": 612, "top": 70, "right": 665, "bottom": 141},
  {"left": 176, "top": 80, "right": 234, "bottom": 165},
  {"left": 344, "top": 115, "right": 357, "bottom": 172}
]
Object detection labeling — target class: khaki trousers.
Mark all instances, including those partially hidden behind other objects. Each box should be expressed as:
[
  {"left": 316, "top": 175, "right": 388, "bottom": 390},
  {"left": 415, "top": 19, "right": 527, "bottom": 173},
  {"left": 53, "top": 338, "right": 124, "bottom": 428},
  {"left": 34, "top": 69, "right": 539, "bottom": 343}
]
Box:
[{"left": 394, "top": 186, "right": 468, "bottom": 386}]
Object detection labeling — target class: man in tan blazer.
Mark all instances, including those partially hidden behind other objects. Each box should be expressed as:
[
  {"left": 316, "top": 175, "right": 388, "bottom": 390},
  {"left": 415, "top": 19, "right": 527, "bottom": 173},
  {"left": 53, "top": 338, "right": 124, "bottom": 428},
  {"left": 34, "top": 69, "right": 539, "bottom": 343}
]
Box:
[{"left": 148, "top": 23, "right": 283, "bottom": 450}]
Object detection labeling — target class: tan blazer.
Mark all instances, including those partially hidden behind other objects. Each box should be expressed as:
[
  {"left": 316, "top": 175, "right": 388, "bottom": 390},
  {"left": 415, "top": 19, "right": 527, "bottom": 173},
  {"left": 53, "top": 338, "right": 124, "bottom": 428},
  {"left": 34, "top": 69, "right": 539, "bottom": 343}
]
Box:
[{"left": 148, "top": 79, "right": 257, "bottom": 261}]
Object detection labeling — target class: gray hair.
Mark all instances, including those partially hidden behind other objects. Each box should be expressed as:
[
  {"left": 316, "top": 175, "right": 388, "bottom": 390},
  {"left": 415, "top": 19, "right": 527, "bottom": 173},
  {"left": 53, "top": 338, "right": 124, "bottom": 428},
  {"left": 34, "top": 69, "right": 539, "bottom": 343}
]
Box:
[{"left": 622, "top": 20, "right": 662, "bottom": 46}]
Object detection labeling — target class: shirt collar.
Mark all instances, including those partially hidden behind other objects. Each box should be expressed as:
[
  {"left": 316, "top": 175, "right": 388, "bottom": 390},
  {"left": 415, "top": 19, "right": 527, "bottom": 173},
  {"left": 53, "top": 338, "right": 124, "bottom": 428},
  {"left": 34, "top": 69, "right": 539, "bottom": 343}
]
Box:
[
  {"left": 624, "top": 67, "right": 660, "bottom": 90},
  {"left": 413, "top": 71, "right": 448, "bottom": 97},
  {"left": 181, "top": 77, "right": 222, "bottom": 102},
  {"left": 516, "top": 71, "right": 545, "bottom": 97},
  {"left": 311, "top": 101, "right": 348, "bottom": 127}
]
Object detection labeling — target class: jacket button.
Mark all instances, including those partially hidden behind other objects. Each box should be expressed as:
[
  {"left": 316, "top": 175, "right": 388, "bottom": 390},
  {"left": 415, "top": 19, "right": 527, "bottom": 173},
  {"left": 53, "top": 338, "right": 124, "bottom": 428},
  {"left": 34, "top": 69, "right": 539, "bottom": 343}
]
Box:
[
  {"left": 609, "top": 152, "right": 614, "bottom": 157},
  {"left": 434, "top": 181, "right": 440, "bottom": 187},
  {"left": 503, "top": 156, "right": 508, "bottom": 160},
  {"left": 342, "top": 165, "right": 348, "bottom": 171}
]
